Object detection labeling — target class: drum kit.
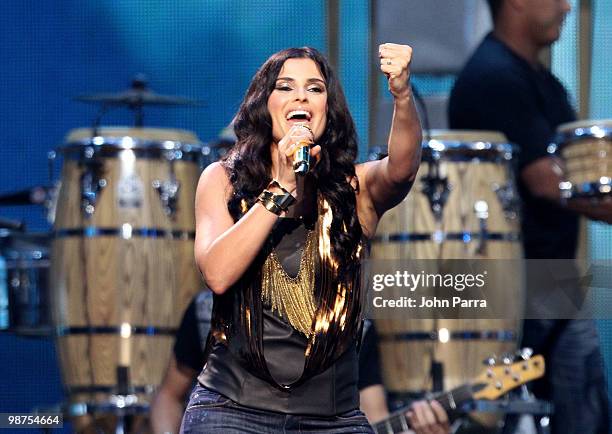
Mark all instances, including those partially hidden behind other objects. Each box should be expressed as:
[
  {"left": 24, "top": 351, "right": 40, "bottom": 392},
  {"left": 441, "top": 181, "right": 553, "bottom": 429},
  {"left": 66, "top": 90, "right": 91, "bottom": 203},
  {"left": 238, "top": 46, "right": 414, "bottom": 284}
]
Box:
[
  {"left": 369, "top": 122, "right": 611, "bottom": 409},
  {"left": 0, "top": 80, "right": 223, "bottom": 433}
]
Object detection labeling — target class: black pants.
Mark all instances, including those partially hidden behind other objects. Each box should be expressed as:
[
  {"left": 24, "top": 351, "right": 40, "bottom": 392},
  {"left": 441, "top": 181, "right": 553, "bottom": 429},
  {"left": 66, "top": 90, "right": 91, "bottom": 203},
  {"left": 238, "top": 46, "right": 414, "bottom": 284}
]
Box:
[{"left": 521, "top": 319, "right": 610, "bottom": 434}]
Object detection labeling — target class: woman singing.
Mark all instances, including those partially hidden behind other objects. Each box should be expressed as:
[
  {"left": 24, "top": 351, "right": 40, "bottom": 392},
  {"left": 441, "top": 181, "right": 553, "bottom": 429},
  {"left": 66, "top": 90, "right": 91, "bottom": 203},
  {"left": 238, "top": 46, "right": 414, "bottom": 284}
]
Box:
[{"left": 182, "top": 45, "right": 449, "bottom": 433}]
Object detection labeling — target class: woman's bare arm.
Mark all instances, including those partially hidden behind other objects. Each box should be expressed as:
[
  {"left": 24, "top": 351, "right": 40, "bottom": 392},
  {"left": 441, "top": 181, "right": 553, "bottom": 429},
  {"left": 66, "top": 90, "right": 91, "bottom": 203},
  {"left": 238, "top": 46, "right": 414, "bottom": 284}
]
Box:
[
  {"left": 193, "top": 162, "right": 280, "bottom": 294},
  {"left": 356, "top": 43, "right": 422, "bottom": 236}
]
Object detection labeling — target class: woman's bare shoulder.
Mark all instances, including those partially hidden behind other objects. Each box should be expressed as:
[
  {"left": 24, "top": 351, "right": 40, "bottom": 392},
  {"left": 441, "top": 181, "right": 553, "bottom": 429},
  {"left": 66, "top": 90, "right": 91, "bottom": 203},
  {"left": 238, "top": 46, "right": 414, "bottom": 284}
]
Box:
[
  {"left": 198, "top": 161, "right": 232, "bottom": 190},
  {"left": 196, "top": 161, "right": 234, "bottom": 208}
]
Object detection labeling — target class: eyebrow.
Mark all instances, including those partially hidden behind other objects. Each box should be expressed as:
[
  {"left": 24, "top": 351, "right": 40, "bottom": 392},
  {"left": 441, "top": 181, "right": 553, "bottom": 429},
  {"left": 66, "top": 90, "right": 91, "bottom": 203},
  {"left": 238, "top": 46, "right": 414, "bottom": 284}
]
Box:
[{"left": 275, "top": 77, "right": 326, "bottom": 86}]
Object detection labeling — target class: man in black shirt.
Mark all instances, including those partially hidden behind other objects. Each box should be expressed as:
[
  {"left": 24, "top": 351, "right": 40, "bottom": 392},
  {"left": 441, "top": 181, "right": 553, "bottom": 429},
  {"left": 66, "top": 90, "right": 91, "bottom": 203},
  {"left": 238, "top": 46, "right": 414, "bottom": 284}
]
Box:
[
  {"left": 449, "top": 0, "right": 578, "bottom": 260},
  {"left": 449, "top": 1, "right": 609, "bottom": 433}
]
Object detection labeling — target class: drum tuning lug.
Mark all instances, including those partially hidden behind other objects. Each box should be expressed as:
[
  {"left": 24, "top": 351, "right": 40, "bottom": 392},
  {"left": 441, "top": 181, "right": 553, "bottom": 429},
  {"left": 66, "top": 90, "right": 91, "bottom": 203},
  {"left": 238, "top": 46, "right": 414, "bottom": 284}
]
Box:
[
  {"left": 366, "top": 146, "right": 387, "bottom": 161},
  {"left": 420, "top": 171, "right": 450, "bottom": 222},
  {"left": 153, "top": 178, "right": 180, "bottom": 219},
  {"left": 474, "top": 200, "right": 489, "bottom": 219},
  {"left": 559, "top": 181, "right": 573, "bottom": 200},
  {"left": 474, "top": 201, "right": 489, "bottom": 254},
  {"left": 80, "top": 164, "right": 106, "bottom": 218},
  {"left": 163, "top": 149, "right": 183, "bottom": 161},
  {"left": 493, "top": 182, "right": 520, "bottom": 220},
  {"left": 47, "top": 150, "right": 57, "bottom": 188}
]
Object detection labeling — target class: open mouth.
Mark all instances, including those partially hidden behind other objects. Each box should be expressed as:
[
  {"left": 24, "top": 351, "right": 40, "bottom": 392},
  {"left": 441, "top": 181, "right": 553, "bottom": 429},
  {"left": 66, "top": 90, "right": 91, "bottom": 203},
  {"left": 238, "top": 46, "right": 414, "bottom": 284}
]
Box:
[{"left": 286, "top": 110, "right": 312, "bottom": 122}]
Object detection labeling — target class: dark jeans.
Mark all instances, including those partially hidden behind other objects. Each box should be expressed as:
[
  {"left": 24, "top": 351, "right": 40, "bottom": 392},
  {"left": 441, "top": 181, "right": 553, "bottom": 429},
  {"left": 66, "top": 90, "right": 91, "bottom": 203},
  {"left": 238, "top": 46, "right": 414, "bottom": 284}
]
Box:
[
  {"left": 521, "top": 319, "right": 609, "bottom": 434},
  {"left": 180, "top": 384, "right": 374, "bottom": 433}
]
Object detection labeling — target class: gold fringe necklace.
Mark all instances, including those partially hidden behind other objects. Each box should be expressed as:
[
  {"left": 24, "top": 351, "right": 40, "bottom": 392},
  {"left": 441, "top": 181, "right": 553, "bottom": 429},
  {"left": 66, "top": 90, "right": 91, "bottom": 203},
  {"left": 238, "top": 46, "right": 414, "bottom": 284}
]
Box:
[{"left": 261, "top": 228, "right": 318, "bottom": 337}]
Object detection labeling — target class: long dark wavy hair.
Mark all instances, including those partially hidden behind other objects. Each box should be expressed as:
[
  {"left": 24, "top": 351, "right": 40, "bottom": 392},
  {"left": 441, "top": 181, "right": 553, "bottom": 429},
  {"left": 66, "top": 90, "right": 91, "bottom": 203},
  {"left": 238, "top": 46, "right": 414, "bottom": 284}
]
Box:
[{"left": 222, "top": 47, "right": 363, "bottom": 273}]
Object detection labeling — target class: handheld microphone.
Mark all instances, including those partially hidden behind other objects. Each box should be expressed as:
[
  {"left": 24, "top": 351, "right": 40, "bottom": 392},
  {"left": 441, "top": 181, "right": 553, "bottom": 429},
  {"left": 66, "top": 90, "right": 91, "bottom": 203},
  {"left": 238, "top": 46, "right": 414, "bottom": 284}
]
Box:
[
  {"left": 293, "top": 140, "right": 311, "bottom": 175},
  {"left": 292, "top": 123, "right": 313, "bottom": 175}
]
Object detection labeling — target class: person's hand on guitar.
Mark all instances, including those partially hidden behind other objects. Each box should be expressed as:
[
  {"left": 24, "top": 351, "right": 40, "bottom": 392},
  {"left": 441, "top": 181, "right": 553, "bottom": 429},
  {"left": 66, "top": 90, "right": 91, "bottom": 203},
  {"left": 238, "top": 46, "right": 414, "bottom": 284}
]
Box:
[{"left": 407, "top": 400, "right": 449, "bottom": 434}]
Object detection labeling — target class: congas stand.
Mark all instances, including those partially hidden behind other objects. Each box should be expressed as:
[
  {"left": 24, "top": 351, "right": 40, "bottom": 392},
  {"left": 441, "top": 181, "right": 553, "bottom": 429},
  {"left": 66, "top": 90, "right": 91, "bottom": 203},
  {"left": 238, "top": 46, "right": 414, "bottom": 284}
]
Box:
[
  {"left": 466, "top": 389, "right": 554, "bottom": 434},
  {"left": 421, "top": 153, "right": 450, "bottom": 394},
  {"left": 63, "top": 392, "right": 150, "bottom": 434},
  {"left": 458, "top": 351, "right": 552, "bottom": 434},
  {"left": 37, "top": 393, "right": 150, "bottom": 434}
]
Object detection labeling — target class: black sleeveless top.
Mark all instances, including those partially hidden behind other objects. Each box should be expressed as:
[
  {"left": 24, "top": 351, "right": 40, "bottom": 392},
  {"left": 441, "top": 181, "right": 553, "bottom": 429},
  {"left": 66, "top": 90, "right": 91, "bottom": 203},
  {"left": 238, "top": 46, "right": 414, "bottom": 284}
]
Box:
[{"left": 198, "top": 218, "right": 360, "bottom": 415}]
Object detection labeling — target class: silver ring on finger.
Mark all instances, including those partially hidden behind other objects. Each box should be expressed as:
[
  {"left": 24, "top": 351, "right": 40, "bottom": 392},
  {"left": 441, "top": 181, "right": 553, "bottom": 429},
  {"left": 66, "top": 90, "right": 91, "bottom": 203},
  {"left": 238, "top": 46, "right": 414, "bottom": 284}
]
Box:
[
  {"left": 386, "top": 59, "right": 392, "bottom": 65},
  {"left": 299, "top": 124, "right": 312, "bottom": 134}
]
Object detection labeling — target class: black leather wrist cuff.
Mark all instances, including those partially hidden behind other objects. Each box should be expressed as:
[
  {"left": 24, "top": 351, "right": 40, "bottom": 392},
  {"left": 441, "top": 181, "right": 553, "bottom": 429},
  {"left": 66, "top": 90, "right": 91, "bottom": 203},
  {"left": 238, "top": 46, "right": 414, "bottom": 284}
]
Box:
[{"left": 257, "top": 189, "right": 296, "bottom": 215}]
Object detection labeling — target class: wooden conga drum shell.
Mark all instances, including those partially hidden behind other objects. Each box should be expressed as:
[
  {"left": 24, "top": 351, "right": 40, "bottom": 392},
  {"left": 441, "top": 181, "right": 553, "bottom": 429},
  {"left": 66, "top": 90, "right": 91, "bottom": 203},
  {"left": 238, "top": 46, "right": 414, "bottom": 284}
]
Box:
[
  {"left": 371, "top": 131, "right": 524, "bottom": 393},
  {"left": 54, "top": 159, "right": 198, "bottom": 232},
  {"left": 51, "top": 127, "right": 203, "bottom": 405},
  {"left": 562, "top": 140, "right": 611, "bottom": 185},
  {"left": 557, "top": 119, "right": 612, "bottom": 197}
]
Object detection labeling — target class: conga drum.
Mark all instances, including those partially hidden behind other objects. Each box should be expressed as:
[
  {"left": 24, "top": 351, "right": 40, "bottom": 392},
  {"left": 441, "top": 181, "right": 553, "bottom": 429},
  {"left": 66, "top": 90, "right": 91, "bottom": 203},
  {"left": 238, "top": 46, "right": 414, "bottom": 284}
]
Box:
[
  {"left": 50, "top": 127, "right": 203, "bottom": 406},
  {"left": 371, "top": 131, "right": 524, "bottom": 395},
  {"left": 556, "top": 119, "right": 612, "bottom": 199},
  {"left": 0, "top": 231, "right": 52, "bottom": 335}
]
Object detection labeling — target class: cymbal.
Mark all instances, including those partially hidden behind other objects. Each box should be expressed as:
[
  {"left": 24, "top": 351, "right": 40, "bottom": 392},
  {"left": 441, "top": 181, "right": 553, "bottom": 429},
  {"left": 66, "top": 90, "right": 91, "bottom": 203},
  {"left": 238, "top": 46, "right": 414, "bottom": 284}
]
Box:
[{"left": 74, "top": 90, "right": 201, "bottom": 107}]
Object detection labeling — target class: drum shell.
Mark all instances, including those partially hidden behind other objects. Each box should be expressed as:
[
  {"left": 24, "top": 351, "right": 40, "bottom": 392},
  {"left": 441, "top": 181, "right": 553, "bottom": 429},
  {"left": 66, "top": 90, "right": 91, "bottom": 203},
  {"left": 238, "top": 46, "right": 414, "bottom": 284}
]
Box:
[
  {"left": 562, "top": 139, "right": 611, "bottom": 185},
  {"left": 557, "top": 119, "right": 612, "bottom": 197},
  {"left": 51, "top": 131, "right": 203, "bottom": 404},
  {"left": 372, "top": 138, "right": 524, "bottom": 394},
  {"left": 53, "top": 158, "right": 199, "bottom": 231},
  {"left": 0, "top": 232, "right": 52, "bottom": 335}
]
